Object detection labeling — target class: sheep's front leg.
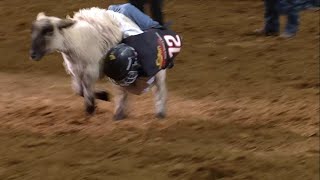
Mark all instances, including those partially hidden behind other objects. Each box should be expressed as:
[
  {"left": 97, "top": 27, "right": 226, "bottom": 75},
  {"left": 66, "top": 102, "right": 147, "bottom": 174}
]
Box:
[
  {"left": 72, "top": 76, "right": 83, "bottom": 96},
  {"left": 73, "top": 76, "right": 110, "bottom": 102},
  {"left": 152, "top": 70, "right": 167, "bottom": 119},
  {"left": 112, "top": 83, "right": 128, "bottom": 120},
  {"left": 82, "top": 74, "right": 96, "bottom": 115}
]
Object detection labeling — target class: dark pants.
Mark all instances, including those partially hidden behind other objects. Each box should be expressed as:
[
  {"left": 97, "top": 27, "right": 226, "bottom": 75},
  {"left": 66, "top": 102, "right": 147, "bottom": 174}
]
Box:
[
  {"left": 264, "top": 0, "right": 280, "bottom": 33},
  {"left": 264, "top": 0, "right": 299, "bottom": 34},
  {"left": 128, "top": 0, "right": 164, "bottom": 25}
]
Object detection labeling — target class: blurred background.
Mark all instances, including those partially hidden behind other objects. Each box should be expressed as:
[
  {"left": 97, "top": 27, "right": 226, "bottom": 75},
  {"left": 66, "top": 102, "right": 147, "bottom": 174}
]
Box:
[{"left": 0, "top": 0, "right": 319, "bottom": 179}]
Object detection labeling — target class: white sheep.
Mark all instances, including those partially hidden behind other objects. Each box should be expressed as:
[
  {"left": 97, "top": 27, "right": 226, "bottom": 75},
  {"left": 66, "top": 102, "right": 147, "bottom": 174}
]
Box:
[{"left": 30, "top": 7, "right": 168, "bottom": 119}]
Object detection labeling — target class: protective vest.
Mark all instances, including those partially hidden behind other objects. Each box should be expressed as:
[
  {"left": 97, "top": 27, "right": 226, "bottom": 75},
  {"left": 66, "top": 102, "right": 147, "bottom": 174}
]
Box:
[{"left": 122, "top": 28, "right": 182, "bottom": 77}]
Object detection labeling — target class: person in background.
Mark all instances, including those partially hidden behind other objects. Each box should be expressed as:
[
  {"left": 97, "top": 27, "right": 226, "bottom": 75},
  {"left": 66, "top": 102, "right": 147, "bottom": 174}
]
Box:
[
  {"left": 255, "top": 0, "right": 300, "bottom": 38},
  {"left": 128, "top": 0, "right": 164, "bottom": 25},
  {"left": 313, "top": 0, "right": 320, "bottom": 7},
  {"left": 294, "top": 0, "right": 320, "bottom": 10}
]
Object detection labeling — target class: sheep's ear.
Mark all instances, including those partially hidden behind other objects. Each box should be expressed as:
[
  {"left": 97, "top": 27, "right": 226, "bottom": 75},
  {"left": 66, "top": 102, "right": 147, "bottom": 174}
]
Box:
[
  {"left": 57, "top": 19, "right": 75, "bottom": 30},
  {"left": 37, "top": 12, "right": 46, "bottom": 20},
  {"left": 66, "top": 15, "right": 72, "bottom": 19}
]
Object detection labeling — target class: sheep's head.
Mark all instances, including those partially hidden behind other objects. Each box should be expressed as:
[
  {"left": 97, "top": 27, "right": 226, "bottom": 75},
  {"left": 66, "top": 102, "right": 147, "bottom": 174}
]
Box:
[{"left": 30, "top": 12, "right": 75, "bottom": 61}]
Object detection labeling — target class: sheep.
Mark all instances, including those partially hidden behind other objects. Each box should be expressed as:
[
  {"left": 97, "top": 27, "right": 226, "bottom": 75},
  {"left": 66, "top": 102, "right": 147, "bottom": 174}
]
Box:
[{"left": 29, "top": 7, "right": 168, "bottom": 119}]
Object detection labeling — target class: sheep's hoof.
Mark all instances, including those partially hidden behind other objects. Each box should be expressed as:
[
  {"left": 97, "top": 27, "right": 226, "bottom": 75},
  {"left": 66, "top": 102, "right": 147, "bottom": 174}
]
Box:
[
  {"left": 113, "top": 113, "right": 126, "bottom": 121},
  {"left": 86, "top": 105, "right": 95, "bottom": 115},
  {"left": 156, "top": 112, "right": 166, "bottom": 119},
  {"left": 113, "top": 109, "right": 126, "bottom": 121}
]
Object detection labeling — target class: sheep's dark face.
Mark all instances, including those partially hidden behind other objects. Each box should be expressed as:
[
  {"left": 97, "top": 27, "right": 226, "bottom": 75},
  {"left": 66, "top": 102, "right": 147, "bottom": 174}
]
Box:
[
  {"left": 30, "top": 19, "right": 54, "bottom": 61},
  {"left": 30, "top": 12, "right": 75, "bottom": 61}
]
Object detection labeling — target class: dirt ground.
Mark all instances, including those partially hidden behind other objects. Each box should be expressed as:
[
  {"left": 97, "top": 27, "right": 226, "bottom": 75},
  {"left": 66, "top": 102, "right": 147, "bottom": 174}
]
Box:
[{"left": 0, "top": 0, "right": 319, "bottom": 179}]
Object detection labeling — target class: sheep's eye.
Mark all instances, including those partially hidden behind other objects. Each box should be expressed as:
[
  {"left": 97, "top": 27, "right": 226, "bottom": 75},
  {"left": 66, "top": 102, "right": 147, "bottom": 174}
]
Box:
[{"left": 42, "top": 26, "right": 54, "bottom": 36}]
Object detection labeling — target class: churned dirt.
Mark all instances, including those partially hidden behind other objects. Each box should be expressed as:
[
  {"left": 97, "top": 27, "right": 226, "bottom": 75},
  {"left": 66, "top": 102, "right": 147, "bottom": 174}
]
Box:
[{"left": 0, "top": 0, "right": 319, "bottom": 179}]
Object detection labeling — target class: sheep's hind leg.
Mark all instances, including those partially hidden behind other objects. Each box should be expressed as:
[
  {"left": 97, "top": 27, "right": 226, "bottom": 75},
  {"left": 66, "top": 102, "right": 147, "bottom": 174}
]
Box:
[
  {"left": 153, "top": 70, "right": 167, "bottom": 119},
  {"left": 112, "top": 84, "right": 128, "bottom": 120}
]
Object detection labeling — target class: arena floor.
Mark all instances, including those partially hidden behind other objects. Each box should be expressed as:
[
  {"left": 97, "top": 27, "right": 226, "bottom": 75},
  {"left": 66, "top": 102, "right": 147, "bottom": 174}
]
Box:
[{"left": 0, "top": 0, "right": 319, "bottom": 179}]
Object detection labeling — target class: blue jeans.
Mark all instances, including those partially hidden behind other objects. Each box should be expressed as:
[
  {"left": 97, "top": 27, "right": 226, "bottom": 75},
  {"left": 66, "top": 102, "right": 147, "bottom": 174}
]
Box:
[
  {"left": 129, "top": 0, "right": 164, "bottom": 25},
  {"left": 108, "top": 3, "right": 162, "bottom": 31},
  {"left": 297, "top": 0, "right": 320, "bottom": 8},
  {"left": 264, "top": 0, "right": 280, "bottom": 33},
  {"left": 264, "top": 0, "right": 299, "bottom": 34}
]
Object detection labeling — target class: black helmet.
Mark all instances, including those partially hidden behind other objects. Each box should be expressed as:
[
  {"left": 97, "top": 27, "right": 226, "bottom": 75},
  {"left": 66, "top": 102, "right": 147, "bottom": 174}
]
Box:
[{"left": 103, "top": 43, "right": 139, "bottom": 86}]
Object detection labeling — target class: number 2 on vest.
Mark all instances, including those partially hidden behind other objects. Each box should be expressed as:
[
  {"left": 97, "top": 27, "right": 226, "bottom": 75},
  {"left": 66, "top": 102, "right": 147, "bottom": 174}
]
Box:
[{"left": 164, "top": 35, "right": 181, "bottom": 58}]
